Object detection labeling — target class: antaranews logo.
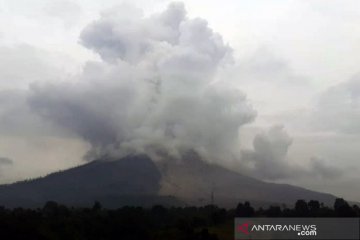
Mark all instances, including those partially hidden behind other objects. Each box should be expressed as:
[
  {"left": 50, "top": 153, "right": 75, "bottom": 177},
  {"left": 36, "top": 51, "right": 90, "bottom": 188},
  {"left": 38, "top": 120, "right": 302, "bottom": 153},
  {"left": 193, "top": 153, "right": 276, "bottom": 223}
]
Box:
[
  {"left": 234, "top": 218, "right": 359, "bottom": 240},
  {"left": 236, "top": 221, "right": 317, "bottom": 237}
]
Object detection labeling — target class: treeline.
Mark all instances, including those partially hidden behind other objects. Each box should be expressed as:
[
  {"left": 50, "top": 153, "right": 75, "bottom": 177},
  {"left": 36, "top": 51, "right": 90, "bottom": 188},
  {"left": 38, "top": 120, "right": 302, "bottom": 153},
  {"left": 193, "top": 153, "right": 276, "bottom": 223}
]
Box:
[
  {"left": 236, "top": 198, "right": 359, "bottom": 217},
  {"left": 0, "top": 198, "right": 358, "bottom": 240}
]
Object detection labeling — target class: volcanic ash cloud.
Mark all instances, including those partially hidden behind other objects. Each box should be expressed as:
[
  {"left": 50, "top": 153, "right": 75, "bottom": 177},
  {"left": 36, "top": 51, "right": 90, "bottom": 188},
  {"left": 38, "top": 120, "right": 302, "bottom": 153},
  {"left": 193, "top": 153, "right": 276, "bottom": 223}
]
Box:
[{"left": 28, "top": 2, "right": 256, "bottom": 162}]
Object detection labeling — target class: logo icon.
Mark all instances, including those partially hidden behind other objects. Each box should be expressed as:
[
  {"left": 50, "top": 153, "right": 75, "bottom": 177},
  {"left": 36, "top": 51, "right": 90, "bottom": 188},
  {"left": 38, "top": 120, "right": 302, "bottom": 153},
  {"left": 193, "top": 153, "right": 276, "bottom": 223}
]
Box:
[{"left": 237, "top": 222, "right": 251, "bottom": 235}]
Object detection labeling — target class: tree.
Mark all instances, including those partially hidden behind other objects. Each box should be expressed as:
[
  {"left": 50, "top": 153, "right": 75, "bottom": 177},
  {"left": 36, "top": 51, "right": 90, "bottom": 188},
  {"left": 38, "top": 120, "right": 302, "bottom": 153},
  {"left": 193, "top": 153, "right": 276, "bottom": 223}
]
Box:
[
  {"left": 43, "top": 201, "right": 59, "bottom": 217},
  {"left": 92, "top": 201, "right": 102, "bottom": 211},
  {"left": 308, "top": 200, "right": 320, "bottom": 211},
  {"left": 266, "top": 206, "right": 282, "bottom": 217},
  {"left": 235, "top": 201, "right": 254, "bottom": 217},
  {"left": 334, "top": 198, "right": 356, "bottom": 217},
  {"left": 295, "top": 200, "right": 309, "bottom": 217}
]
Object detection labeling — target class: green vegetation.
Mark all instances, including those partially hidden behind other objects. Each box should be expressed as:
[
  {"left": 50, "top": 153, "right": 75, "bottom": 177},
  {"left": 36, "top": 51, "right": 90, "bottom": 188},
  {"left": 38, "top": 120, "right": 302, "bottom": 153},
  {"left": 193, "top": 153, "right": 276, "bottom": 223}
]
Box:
[{"left": 0, "top": 198, "right": 358, "bottom": 240}]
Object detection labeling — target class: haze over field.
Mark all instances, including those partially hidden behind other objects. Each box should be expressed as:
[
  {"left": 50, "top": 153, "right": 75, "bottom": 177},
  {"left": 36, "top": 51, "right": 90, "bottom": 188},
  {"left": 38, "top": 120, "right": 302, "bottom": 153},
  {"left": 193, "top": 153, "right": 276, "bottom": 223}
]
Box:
[{"left": 0, "top": 0, "right": 359, "bottom": 201}]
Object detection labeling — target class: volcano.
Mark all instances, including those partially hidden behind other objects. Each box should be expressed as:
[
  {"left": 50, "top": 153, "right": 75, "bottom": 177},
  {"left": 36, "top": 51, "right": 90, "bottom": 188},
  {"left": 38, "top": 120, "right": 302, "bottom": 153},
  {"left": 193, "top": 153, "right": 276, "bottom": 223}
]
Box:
[{"left": 0, "top": 154, "right": 337, "bottom": 208}]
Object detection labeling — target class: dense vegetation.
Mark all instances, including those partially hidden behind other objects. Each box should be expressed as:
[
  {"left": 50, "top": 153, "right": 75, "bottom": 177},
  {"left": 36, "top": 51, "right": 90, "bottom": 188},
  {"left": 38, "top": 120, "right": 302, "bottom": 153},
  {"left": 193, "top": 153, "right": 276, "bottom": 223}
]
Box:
[{"left": 0, "top": 198, "right": 358, "bottom": 240}]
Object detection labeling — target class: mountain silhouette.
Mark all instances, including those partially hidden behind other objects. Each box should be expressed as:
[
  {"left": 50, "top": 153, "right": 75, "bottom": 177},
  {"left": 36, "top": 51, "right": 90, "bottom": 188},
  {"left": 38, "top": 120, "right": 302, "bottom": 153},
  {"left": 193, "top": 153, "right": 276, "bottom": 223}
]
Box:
[
  {"left": 0, "top": 155, "right": 180, "bottom": 208},
  {"left": 0, "top": 154, "right": 337, "bottom": 208}
]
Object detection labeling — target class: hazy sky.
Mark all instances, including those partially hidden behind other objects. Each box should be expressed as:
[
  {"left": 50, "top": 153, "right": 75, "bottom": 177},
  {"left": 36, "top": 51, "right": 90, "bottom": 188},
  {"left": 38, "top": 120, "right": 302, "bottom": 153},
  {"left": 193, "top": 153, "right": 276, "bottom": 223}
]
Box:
[{"left": 0, "top": 0, "right": 359, "bottom": 201}]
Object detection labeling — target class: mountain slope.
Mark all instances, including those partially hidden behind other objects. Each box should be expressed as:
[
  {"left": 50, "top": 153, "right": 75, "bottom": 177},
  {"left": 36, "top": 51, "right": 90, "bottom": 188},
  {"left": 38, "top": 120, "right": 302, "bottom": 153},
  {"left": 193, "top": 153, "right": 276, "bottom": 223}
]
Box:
[
  {"left": 0, "top": 154, "right": 337, "bottom": 208},
  {"left": 0, "top": 155, "right": 179, "bottom": 208},
  {"left": 158, "top": 153, "right": 337, "bottom": 207}
]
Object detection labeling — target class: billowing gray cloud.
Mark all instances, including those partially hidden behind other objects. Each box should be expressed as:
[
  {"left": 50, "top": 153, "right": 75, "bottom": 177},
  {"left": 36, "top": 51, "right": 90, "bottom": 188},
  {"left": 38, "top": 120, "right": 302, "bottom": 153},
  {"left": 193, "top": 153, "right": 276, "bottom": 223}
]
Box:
[
  {"left": 241, "top": 125, "right": 343, "bottom": 181},
  {"left": 80, "top": 2, "right": 186, "bottom": 63},
  {"left": 241, "top": 125, "right": 294, "bottom": 180},
  {"left": 309, "top": 157, "right": 342, "bottom": 179},
  {"left": 29, "top": 2, "right": 256, "bottom": 162},
  {"left": 0, "top": 89, "right": 68, "bottom": 138},
  {"left": 0, "top": 1, "right": 345, "bottom": 186},
  {"left": 25, "top": 2, "right": 345, "bottom": 183}
]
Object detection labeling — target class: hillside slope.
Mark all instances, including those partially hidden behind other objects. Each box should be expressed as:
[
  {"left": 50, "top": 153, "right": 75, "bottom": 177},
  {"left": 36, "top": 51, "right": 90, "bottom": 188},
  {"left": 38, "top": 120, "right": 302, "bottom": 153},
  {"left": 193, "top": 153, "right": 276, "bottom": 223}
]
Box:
[{"left": 0, "top": 154, "right": 337, "bottom": 208}]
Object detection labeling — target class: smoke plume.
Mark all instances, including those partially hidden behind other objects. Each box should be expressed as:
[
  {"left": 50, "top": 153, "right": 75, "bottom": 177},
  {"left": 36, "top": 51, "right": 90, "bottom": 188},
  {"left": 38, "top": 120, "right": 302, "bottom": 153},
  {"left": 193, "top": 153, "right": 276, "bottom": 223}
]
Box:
[
  {"left": 28, "top": 2, "right": 256, "bottom": 162},
  {"left": 241, "top": 125, "right": 343, "bottom": 181}
]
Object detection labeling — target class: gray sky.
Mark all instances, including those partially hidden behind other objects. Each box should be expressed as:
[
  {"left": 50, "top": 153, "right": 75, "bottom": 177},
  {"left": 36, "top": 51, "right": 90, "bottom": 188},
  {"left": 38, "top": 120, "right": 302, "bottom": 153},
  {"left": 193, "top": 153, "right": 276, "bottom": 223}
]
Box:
[{"left": 0, "top": 0, "right": 359, "bottom": 201}]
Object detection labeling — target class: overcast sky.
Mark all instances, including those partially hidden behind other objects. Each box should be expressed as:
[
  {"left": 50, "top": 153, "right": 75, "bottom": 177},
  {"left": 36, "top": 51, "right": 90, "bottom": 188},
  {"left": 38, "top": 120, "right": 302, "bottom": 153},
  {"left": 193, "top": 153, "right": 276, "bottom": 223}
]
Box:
[{"left": 0, "top": 0, "right": 359, "bottom": 201}]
